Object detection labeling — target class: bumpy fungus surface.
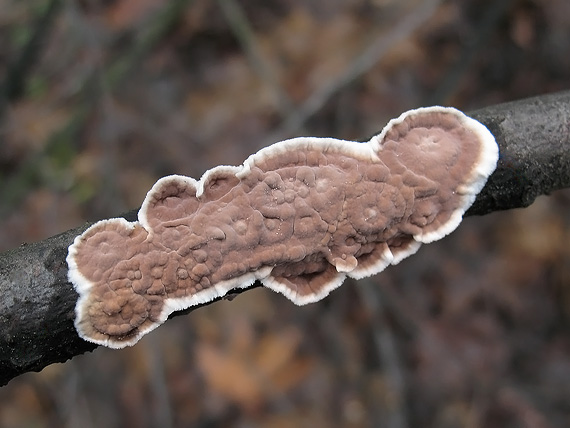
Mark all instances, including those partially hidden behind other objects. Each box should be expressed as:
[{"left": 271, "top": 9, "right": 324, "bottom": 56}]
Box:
[{"left": 68, "top": 107, "right": 498, "bottom": 348}]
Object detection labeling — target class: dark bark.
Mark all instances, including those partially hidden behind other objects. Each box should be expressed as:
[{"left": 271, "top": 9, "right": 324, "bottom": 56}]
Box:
[
  {"left": 467, "top": 91, "right": 570, "bottom": 215},
  {"left": 1, "top": 91, "right": 569, "bottom": 386}
]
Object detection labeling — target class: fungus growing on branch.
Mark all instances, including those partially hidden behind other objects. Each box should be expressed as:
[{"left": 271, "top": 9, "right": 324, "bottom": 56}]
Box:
[{"left": 67, "top": 106, "right": 498, "bottom": 348}]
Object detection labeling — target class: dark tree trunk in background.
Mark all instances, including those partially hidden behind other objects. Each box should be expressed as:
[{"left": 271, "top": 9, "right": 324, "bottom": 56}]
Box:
[{"left": 1, "top": 91, "right": 569, "bottom": 386}]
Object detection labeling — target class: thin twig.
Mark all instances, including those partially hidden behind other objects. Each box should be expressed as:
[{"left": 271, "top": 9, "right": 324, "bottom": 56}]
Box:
[
  {"left": 358, "top": 278, "right": 409, "bottom": 428},
  {"left": 104, "top": 0, "right": 192, "bottom": 90},
  {"left": 266, "top": 0, "right": 442, "bottom": 143},
  {"left": 427, "top": 0, "right": 514, "bottom": 105},
  {"left": 216, "top": 0, "right": 296, "bottom": 119},
  {"left": 0, "top": 0, "right": 63, "bottom": 106},
  {"left": 144, "top": 335, "right": 174, "bottom": 428}
]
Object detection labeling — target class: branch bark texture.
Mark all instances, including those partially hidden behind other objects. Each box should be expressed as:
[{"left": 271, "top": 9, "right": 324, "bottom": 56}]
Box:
[{"left": 1, "top": 91, "right": 569, "bottom": 386}]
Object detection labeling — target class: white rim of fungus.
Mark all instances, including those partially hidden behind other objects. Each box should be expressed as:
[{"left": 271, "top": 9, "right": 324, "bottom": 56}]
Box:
[{"left": 68, "top": 106, "right": 498, "bottom": 348}]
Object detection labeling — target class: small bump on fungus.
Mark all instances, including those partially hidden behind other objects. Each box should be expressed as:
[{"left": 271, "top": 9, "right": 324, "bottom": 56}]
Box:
[{"left": 67, "top": 106, "right": 498, "bottom": 348}]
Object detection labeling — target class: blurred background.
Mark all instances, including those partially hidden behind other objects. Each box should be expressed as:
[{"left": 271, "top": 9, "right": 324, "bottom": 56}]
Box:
[{"left": 1, "top": 0, "right": 569, "bottom": 427}]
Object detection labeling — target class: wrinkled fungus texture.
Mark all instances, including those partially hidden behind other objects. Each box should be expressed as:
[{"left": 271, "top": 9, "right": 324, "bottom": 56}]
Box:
[{"left": 67, "top": 107, "right": 498, "bottom": 348}]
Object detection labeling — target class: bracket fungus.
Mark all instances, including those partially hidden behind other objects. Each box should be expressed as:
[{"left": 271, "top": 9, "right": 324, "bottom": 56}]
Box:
[{"left": 67, "top": 106, "right": 498, "bottom": 348}]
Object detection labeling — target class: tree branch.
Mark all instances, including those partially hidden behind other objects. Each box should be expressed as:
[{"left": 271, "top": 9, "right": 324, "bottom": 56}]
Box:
[
  {"left": 467, "top": 91, "right": 570, "bottom": 215},
  {"left": 1, "top": 91, "right": 569, "bottom": 386}
]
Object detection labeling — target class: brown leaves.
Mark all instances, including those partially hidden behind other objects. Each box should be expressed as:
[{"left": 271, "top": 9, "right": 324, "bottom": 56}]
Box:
[{"left": 196, "top": 322, "right": 313, "bottom": 412}]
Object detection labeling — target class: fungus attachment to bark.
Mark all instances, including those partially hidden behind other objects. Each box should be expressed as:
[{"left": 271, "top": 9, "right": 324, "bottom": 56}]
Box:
[{"left": 67, "top": 106, "right": 498, "bottom": 348}]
